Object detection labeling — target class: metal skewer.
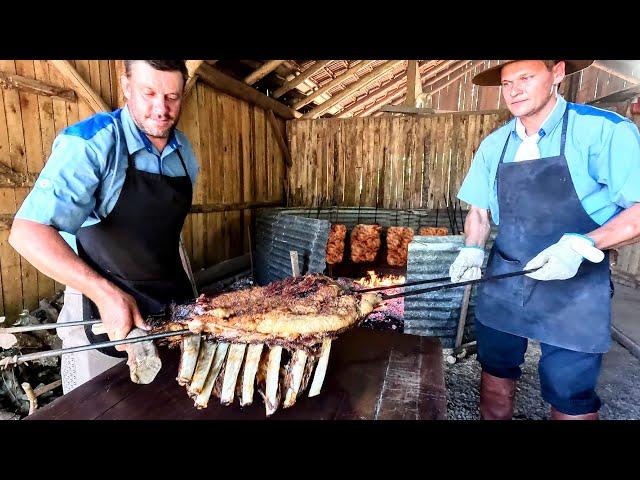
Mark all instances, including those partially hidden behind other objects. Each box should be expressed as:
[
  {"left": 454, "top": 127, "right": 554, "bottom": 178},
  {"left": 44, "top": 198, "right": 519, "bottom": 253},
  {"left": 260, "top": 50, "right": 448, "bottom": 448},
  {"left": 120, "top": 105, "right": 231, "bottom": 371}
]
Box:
[
  {"left": 353, "top": 275, "right": 452, "bottom": 293},
  {"left": 0, "top": 329, "right": 192, "bottom": 367},
  {"left": 380, "top": 268, "right": 541, "bottom": 300},
  {"left": 0, "top": 319, "right": 101, "bottom": 334}
]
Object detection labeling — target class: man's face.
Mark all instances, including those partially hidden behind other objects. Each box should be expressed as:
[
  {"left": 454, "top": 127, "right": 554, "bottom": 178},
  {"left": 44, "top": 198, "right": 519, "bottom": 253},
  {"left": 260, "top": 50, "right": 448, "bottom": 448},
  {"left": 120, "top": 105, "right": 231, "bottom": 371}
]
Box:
[
  {"left": 500, "top": 60, "right": 566, "bottom": 118},
  {"left": 121, "top": 61, "right": 185, "bottom": 139}
]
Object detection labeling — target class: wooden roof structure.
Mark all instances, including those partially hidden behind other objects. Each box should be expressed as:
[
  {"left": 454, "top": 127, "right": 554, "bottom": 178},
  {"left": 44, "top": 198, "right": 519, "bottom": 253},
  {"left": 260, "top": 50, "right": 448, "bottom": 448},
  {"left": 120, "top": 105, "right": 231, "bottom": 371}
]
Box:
[{"left": 187, "top": 60, "right": 640, "bottom": 119}]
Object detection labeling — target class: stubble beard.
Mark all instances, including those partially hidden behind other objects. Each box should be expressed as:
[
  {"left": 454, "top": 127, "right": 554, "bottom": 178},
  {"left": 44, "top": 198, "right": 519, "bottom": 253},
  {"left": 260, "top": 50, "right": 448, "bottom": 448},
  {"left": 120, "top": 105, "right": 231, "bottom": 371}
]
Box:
[{"left": 130, "top": 108, "right": 180, "bottom": 139}]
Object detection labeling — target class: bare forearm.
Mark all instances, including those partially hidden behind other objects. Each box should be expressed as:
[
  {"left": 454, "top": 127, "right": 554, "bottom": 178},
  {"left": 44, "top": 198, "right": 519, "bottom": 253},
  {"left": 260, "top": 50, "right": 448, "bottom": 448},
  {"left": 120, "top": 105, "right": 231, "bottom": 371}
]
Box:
[
  {"left": 9, "top": 219, "right": 117, "bottom": 303},
  {"left": 587, "top": 203, "right": 640, "bottom": 250},
  {"left": 464, "top": 207, "right": 491, "bottom": 247}
]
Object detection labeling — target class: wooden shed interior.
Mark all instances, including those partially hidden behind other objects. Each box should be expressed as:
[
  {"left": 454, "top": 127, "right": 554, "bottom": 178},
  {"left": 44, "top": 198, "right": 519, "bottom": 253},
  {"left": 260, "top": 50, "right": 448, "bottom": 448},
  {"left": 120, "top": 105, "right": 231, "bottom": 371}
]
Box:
[{"left": 0, "top": 59, "right": 639, "bottom": 323}]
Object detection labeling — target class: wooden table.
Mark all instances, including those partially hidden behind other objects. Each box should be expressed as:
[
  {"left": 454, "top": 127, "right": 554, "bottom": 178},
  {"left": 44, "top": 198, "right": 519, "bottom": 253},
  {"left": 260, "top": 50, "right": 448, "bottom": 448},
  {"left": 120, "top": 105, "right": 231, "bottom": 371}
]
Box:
[{"left": 27, "top": 328, "right": 447, "bottom": 420}]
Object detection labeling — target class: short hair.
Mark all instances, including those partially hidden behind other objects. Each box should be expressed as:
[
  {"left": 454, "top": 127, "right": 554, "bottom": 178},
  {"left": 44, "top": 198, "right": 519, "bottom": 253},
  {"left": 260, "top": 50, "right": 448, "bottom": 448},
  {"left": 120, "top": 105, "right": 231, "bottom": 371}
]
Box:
[
  {"left": 123, "top": 60, "right": 188, "bottom": 84},
  {"left": 542, "top": 60, "right": 559, "bottom": 70}
]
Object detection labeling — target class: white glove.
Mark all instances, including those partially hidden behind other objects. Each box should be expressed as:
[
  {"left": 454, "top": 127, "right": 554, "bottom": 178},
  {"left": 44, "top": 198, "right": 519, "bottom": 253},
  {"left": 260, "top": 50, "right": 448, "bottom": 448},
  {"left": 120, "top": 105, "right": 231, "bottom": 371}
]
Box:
[
  {"left": 524, "top": 233, "right": 604, "bottom": 281},
  {"left": 449, "top": 247, "right": 485, "bottom": 283}
]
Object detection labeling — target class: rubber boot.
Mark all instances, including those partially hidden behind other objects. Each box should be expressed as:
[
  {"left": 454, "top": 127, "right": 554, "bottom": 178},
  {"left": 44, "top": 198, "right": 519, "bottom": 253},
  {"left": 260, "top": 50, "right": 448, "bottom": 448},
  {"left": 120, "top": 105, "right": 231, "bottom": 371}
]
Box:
[{"left": 479, "top": 370, "right": 516, "bottom": 420}]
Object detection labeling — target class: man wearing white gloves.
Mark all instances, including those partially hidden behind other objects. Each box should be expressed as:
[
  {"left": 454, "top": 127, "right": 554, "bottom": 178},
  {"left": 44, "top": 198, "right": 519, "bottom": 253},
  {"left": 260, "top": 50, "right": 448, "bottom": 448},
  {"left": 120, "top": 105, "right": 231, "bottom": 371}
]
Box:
[{"left": 450, "top": 60, "right": 640, "bottom": 420}]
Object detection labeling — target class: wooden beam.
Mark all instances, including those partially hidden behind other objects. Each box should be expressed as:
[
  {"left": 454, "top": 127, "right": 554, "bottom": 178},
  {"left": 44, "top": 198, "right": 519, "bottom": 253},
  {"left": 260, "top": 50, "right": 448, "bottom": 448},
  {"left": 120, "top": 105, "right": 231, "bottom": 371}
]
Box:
[
  {"left": 184, "top": 75, "right": 199, "bottom": 99},
  {"left": 423, "top": 60, "right": 471, "bottom": 91},
  {"left": 360, "top": 86, "right": 408, "bottom": 117},
  {"left": 380, "top": 105, "right": 437, "bottom": 115},
  {"left": 303, "top": 60, "right": 405, "bottom": 119},
  {"left": 49, "top": 60, "right": 109, "bottom": 113},
  {"left": 342, "top": 60, "right": 457, "bottom": 118},
  {"left": 380, "top": 105, "right": 509, "bottom": 116},
  {"left": 588, "top": 85, "right": 640, "bottom": 106},
  {"left": 185, "top": 60, "right": 205, "bottom": 78},
  {"left": 244, "top": 60, "right": 286, "bottom": 85},
  {"left": 338, "top": 60, "right": 445, "bottom": 118},
  {"left": 266, "top": 110, "right": 292, "bottom": 167},
  {"left": 402, "top": 60, "right": 422, "bottom": 106},
  {"left": 425, "top": 60, "right": 482, "bottom": 93},
  {"left": 292, "top": 60, "right": 377, "bottom": 111},
  {"left": 197, "top": 63, "right": 301, "bottom": 119},
  {"left": 190, "top": 200, "right": 283, "bottom": 213},
  {"left": 0, "top": 70, "right": 76, "bottom": 103},
  {"left": 360, "top": 61, "right": 478, "bottom": 117},
  {"left": 273, "top": 60, "right": 333, "bottom": 98},
  {"left": 184, "top": 60, "right": 205, "bottom": 100},
  {"left": 592, "top": 61, "right": 640, "bottom": 85}
]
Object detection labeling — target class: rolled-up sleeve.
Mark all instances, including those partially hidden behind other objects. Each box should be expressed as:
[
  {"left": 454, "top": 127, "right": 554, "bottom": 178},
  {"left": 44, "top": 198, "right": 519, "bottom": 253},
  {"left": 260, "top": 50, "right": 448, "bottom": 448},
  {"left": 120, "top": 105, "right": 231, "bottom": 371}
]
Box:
[
  {"left": 457, "top": 142, "right": 491, "bottom": 209},
  {"left": 597, "top": 120, "right": 640, "bottom": 209},
  {"left": 15, "top": 135, "right": 103, "bottom": 234}
]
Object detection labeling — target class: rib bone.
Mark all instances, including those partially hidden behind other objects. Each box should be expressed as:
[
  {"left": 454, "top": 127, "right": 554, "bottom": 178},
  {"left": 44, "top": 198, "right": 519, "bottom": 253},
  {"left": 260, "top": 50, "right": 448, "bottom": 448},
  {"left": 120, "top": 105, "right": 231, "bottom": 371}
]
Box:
[
  {"left": 187, "top": 340, "right": 217, "bottom": 397},
  {"left": 177, "top": 335, "right": 201, "bottom": 385},
  {"left": 265, "top": 345, "right": 283, "bottom": 416},
  {"left": 308, "top": 339, "right": 332, "bottom": 397},
  {"left": 241, "top": 343, "right": 264, "bottom": 406},
  {"left": 220, "top": 343, "right": 247, "bottom": 405},
  {"left": 283, "top": 349, "right": 308, "bottom": 408},
  {"left": 195, "top": 342, "right": 229, "bottom": 409}
]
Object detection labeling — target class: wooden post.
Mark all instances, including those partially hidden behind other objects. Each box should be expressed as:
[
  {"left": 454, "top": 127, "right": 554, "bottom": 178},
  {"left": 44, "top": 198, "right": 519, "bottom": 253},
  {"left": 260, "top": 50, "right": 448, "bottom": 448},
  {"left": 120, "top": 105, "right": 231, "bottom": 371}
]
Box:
[
  {"left": 290, "top": 251, "right": 300, "bottom": 277},
  {"left": 402, "top": 60, "right": 423, "bottom": 106},
  {"left": 267, "top": 109, "right": 292, "bottom": 167},
  {"left": 454, "top": 285, "right": 473, "bottom": 350}
]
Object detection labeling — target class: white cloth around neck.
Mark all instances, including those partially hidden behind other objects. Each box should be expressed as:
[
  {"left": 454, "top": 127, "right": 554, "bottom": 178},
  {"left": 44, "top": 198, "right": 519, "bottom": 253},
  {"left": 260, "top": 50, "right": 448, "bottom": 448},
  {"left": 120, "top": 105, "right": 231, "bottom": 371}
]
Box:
[{"left": 512, "top": 93, "right": 561, "bottom": 162}]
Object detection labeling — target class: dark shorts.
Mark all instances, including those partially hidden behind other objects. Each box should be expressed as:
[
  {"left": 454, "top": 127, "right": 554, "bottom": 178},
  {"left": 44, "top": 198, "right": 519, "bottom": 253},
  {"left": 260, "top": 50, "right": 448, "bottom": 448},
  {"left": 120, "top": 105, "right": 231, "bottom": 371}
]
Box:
[{"left": 476, "top": 320, "right": 603, "bottom": 415}]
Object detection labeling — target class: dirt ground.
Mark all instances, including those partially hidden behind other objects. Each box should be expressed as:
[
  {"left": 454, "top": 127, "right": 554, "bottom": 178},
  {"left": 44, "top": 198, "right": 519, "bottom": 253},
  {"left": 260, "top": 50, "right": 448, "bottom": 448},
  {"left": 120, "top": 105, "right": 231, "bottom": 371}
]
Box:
[{"left": 444, "top": 340, "right": 640, "bottom": 420}]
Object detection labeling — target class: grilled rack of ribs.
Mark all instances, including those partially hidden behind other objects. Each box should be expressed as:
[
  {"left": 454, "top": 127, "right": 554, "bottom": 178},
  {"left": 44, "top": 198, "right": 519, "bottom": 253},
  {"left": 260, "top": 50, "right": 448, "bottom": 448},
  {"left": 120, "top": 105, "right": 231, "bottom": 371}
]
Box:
[{"left": 151, "top": 274, "right": 380, "bottom": 416}]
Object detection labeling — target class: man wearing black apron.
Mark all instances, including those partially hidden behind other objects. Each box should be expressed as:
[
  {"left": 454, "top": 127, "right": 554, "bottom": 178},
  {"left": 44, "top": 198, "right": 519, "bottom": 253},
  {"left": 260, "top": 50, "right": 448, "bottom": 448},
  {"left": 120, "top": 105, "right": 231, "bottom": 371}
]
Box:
[
  {"left": 10, "top": 60, "right": 199, "bottom": 392},
  {"left": 450, "top": 60, "right": 640, "bottom": 420}
]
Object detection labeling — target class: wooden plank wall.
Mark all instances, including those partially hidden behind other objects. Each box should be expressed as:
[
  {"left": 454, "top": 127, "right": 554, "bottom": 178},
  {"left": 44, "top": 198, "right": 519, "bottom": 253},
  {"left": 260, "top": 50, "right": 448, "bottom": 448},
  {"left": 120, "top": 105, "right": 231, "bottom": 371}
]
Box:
[
  {"left": 287, "top": 111, "right": 511, "bottom": 210},
  {"left": 177, "top": 81, "right": 285, "bottom": 272},
  {"left": 0, "top": 60, "right": 285, "bottom": 322},
  {"left": 0, "top": 60, "right": 123, "bottom": 322}
]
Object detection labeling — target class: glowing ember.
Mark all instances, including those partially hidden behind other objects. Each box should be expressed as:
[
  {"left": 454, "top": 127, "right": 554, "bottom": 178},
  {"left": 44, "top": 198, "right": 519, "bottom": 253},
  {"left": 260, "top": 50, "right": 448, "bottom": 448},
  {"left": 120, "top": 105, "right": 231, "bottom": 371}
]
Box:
[
  {"left": 352, "top": 271, "right": 405, "bottom": 332},
  {"left": 354, "top": 270, "right": 405, "bottom": 288}
]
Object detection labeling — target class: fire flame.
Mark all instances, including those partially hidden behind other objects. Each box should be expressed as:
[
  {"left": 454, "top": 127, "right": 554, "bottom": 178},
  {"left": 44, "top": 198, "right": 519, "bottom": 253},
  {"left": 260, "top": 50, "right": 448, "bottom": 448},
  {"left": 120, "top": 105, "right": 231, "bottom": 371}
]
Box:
[{"left": 354, "top": 270, "right": 405, "bottom": 288}]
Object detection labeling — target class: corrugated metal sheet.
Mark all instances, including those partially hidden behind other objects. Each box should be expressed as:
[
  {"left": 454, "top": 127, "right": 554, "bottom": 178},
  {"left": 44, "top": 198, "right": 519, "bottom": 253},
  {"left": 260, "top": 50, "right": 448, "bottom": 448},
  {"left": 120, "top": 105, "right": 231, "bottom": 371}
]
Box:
[
  {"left": 403, "top": 236, "right": 487, "bottom": 348},
  {"left": 261, "top": 207, "right": 466, "bottom": 231},
  {"left": 254, "top": 210, "right": 330, "bottom": 285}
]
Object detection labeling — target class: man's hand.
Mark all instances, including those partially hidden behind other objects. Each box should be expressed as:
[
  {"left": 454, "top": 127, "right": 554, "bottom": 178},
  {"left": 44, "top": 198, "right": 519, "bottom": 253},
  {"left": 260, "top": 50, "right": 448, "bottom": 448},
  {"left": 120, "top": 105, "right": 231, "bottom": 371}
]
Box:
[
  {"left": 92, "top": 288, "right": 149, "bottom": 351},
  {"left": 450, "top": 247, "right": 485, "bottom": 283},
  {"left": 524, "top": 233, "right": 605, "bottom": 281}
]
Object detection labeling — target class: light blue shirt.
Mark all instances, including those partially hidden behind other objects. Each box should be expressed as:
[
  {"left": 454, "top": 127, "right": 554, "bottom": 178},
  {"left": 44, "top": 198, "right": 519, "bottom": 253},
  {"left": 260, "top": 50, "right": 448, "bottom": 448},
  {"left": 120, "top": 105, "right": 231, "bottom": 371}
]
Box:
[
  {"left": 16, "top": 105, "right": 199, "bottom": 249},
  {"left": 457, "top": 95, "right": 640, "bottom": 225}
]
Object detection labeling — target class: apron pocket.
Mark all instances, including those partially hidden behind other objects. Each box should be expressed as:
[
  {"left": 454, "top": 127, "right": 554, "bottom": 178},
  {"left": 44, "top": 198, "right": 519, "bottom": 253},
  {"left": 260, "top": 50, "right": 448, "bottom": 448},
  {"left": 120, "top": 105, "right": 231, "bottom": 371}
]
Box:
[{"left": 480, "top": 248, "right": 524, "bottom": 307}]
